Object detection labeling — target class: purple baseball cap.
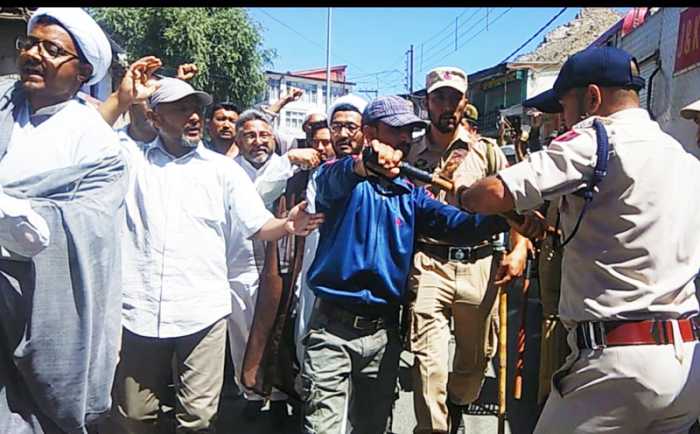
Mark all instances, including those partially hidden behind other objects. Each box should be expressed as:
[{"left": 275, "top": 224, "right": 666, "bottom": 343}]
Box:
[{"left": 363, "top": 95, "right": 426, "bottom": 129}]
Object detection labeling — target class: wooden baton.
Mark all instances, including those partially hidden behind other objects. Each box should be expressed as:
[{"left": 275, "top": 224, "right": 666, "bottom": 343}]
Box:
[{"left": 396, "top": 161, "right": 525, "bottom": 224}]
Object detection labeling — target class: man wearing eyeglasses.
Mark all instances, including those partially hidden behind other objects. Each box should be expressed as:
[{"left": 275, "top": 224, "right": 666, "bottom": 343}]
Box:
[
  {"left": 0, "top": 7, "right": 127, "bottom": 434},
  {"left": 301, "top": 95, "right": 513, "bottom": 434},
  {"left": 327, "top": 94, "right": 368, "bottom": 158},
  {"left": 404, "top": 67, "right": 531, "bottom": 434},
  {"left": 292, "top": 94, "right": 368, "bottom": 366},
  {"left": 227, "top": 109, "right": 322, "bottom": 423}
]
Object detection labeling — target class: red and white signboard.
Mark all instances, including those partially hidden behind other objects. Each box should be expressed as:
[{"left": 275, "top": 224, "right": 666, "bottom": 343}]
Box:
[{"left": 675, "top": 8, "right": 700, "bottom": 74}]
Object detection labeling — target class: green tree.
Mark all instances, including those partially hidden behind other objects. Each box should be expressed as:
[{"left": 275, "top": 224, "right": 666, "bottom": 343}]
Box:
[{"left": 90, "top": 7, "right": 274, "bottom": 107}]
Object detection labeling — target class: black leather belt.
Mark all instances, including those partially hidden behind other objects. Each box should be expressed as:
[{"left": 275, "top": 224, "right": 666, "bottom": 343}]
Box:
[
  {"left": 318, "top": 299, "right": 399, "bottom": 332},
  {"left": 416, "top": 242, "right": 493, "bottom": 264}
]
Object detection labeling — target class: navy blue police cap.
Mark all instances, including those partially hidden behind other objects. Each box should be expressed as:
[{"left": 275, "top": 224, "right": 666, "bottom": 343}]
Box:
[{"left": 523, "top": 46, "right": 646, "bottom": 114}]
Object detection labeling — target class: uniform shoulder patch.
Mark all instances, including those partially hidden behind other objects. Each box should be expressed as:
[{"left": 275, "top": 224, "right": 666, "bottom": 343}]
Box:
[{"left": 554, "top": 130, "right": 580, "bottom": 142}]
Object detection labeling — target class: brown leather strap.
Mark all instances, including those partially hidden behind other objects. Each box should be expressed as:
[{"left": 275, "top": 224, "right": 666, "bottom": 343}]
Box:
[{"left": 576, "top": 319, "right": 700, "bottom": 349}]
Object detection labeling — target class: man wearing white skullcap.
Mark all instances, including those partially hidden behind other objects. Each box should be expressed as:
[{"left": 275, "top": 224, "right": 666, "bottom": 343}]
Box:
[
  {"left": 0, "top": 7, "right": 126, "bottom": 434},
  {"left": 27, "top": 7, "right": 112, "bottom": 86},
  {"left": 326, "top": 93, "right": 368, "bottom": 157}
]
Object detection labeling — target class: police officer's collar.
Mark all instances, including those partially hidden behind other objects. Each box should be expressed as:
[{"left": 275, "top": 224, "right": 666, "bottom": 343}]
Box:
[
  {"left": 572, "top": 108, "right": 648, "bottom": 130},
  {"left": 418, "top": 124, "right": 473, "bottom": 156}
]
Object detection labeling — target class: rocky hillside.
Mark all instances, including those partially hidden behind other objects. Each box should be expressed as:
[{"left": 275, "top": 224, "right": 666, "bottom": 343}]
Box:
[{"left": 515, "top": 8, "right": 623, "bottom": 63}]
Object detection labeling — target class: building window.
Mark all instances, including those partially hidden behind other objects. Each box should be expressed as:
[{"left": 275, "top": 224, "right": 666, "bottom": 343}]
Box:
[
  {"left": 287, "top": 80, "right": 318, "bottom": 104},
  {"left": 267, "top": 78, "right": 281, "bottom": 101},
  {"left": 285, "top": 110, "right": 306, "bottom": 130},
  {"left": 322, "top": 86, "right": 347, "bottom": 105}
]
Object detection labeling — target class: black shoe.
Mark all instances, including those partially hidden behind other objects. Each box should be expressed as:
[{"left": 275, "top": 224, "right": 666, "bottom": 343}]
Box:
[
  {"left": 270, "top": 400, "right": 288, "bottom": 427},
  {"left": 447, "top": 399, "right": 465, "bottom": 434},
  {"left": 242, "top": 400, "right": 263, "bottom": 421}
]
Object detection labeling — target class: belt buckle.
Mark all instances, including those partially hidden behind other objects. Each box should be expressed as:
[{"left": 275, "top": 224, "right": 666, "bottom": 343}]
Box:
[
  {"left": 585, "top": 321, "right": 607, "bottom": 350},
  {"left": 352, "top": 315, "right": 381, "bottom": 331},
  {"left": 448, "top": 246, "right": 473, "bottom": 263}
]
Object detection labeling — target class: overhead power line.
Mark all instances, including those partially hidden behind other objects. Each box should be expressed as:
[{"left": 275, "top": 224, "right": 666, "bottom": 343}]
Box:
[
  {"left": 419, "top": 9, "right": 492, "bottom": 69},
  {"left": 421, "top": 8, "right": 484, "bottom": 61},
  {"left": 420, "top": 8, "right": 512, "bottom": 74},
  {"left": 500, "top": 7, "right": 569, "bottom": 64}
]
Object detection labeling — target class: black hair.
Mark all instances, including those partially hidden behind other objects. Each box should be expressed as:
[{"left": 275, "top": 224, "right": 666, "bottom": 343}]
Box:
[
  {"left": 208, "top": 101, "right": 241, "bottom": 119},
  {"left": 331, "top": 103, "right": 362, "bottom": 120},
  {"left": 308, "top": 120, "right": 329, "bottom": 136}
]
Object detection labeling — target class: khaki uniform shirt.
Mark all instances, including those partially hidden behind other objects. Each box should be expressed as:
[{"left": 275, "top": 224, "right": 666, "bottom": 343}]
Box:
[
  {"left": 499, "top": 108, "right": 700, "bottom": 326},
  {"left": 406, "top": 126, "right": 509, "bottom": 304},
  {"left": 407, "top": 125, "right": 509, "bottom": 239}
]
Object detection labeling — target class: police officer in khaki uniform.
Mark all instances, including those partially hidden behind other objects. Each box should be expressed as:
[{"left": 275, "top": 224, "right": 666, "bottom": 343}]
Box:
[
  {"left": 458, "top": 46, "right": 700, "bottom": 433},
  {"left": 405, "top": 67, "right": 531, "bottom": 434}
]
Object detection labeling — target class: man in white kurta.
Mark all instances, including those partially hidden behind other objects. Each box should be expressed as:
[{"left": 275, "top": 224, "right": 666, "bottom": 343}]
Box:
[
  {"left": 226, "top": 109, "right": 320, "bottom": 414},
  {"left": 103, "top": 78, "right": 322, "bottom": 434}
]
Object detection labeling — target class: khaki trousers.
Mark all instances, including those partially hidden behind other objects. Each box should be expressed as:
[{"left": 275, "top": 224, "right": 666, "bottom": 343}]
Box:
[
  {"left": 100, "top": 318, "right": 227, "bottom": 434},
  {"left": 407, "top": 252, "right": 497, "bottom": 434},
  {"left": 535, "top": 329, "right": 700, "bottom": 434}
]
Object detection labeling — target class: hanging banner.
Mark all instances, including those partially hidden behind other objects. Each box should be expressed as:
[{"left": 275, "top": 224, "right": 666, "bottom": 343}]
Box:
[{"left": 675, "top": 8, "right": 700, "bottom": 74}]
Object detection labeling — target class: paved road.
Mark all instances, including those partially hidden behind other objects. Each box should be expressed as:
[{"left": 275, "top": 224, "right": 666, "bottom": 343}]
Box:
[{"left": 216, "top": 280, "right": 543, "bottom": 434}]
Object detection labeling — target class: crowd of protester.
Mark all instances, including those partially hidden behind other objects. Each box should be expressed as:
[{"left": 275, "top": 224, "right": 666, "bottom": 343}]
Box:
[{"left": 3, "top": 7, "right": 700, "bottom": 434}]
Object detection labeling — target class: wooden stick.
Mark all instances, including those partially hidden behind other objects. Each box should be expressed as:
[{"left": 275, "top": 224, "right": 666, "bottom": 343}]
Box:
[
  {"left": 498, "top": 285, "right": 508, "bottom": 434},
  {"left": 513, "top": 258, "right": 533, "bottom": 400}
]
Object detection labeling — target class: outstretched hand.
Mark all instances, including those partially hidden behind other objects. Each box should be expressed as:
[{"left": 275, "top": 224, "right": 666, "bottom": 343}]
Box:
[
  {"left": 285, "top": 201, "right": 325, "bottom": 236},
  {"left": 287, "top": 148, "right": 321, "bottom": 170},
  {"left": 117, "top": 56, "right": 162, "bottom": 107}
]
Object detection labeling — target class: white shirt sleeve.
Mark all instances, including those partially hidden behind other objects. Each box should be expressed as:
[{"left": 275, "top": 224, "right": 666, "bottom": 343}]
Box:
[
  {"left": 226, "top": 161, "right": 274, "bottom": 240},
  {"left": 0, "top": 187, "right": 50, "bottom": 257},
  {"left": 254, "top": 153, "right": 299, "bottom": 209},
  {"left": 498, "top": 129, "right": 597, "bottom": 213}
]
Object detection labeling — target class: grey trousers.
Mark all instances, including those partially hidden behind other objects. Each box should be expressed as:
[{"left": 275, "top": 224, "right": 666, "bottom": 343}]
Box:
[
  {"left": 100, "top": 319, "right": 227, "bottom": 434},
  {"left": 301, "top": 304, "right": 401, "bottom": 434}
]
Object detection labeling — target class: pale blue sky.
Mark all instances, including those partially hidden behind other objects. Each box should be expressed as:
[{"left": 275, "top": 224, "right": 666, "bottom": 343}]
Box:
[{"left": 247, "top": 7, "right": 628, "bottom": 97}]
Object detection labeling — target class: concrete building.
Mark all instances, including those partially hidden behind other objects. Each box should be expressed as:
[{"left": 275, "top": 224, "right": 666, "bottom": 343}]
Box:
[
  {"left": 467, "top": 61, "right": 562, "bottom": 138},
  {"left": 466, "top": 8, "right": 623, "bottom": 140},
  {"left": 263, "top": 65, "right": 355, "bottom": 140},
  {"left": 264, "top": 65, "right": 355, "bottom": 138}
]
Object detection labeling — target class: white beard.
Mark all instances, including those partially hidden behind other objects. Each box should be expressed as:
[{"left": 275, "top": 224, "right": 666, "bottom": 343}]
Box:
[{"left": 180, "top": 136, "right": 199, "bottom": 148}]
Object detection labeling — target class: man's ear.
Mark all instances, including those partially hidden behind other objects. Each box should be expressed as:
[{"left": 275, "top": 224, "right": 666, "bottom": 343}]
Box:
[
  {"left": 146, "top": 108, "right": 159, "bottom": 130},
  {"left": 77, "top": 63, "right": 93, "bottom": 84},
  {"left": 457, "top": 93, "right": 468, "bottom": 113},
  {"left": 587, "top": 84, "right": 603, "bottom": 115},
  {"left": 362, "top": 124, "right": 376, "bottom": 141}
]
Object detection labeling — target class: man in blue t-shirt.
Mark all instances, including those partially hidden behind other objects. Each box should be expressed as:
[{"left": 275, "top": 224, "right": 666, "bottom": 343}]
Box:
[{"left": 301, "top": 95, "right": 511, "bottom": 434}]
